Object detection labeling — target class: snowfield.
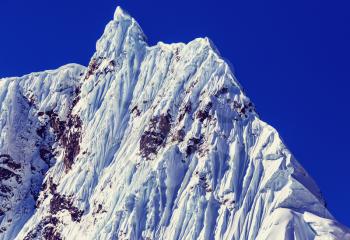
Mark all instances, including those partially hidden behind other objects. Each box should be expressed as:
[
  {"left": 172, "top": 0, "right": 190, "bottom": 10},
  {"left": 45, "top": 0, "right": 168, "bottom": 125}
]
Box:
[{"left": 0, "top": 6, "right": 349, "bottom": 240}]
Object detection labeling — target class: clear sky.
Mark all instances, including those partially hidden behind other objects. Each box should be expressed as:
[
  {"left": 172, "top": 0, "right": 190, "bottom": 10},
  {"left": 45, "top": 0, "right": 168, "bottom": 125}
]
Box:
[{"left": 0, "top": 0, "right": 349, "bottom": 226}]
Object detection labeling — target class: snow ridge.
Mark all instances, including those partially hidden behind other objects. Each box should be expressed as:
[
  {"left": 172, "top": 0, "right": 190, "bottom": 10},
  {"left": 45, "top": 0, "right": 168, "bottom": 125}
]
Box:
[{"left": 0, "top": 6, "right": 349, "bottom": 240}]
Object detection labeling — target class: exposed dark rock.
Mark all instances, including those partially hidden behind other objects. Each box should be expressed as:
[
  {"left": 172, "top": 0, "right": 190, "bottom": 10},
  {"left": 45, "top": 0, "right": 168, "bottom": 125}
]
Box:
[
  {"left": 36, "top": 178, "right": 55, "bottom": 208},
  {"left": 186, "top": 136, "right": 203, "bottom": 156},
  {"left": 178, "top": 102, "right": 192, "bottom": 122},
  {"left": 215, "top": 87, "right": 228, "bottom": 97},
  {"left": 233, "top": 101, "right": 254, "bottom": 118},
  {"left": 36, "top": 125, "right": 46, "bottom": 138},
  {"left": 0, "top": 154, "right": 21, "bottom": 170},
  {"left": 45, "top": 83, "right": 82, "bottom": 171},
  {"left": 0, "top": 168, "right": 17, "bottom": 181},
  {"left": 109, "top": 60, "right": 116, "bottom": 67},
  {"left": 45, "top": 110, "right": 66, "bottom": 141},
  {"left": 197, "top": 102, "right": 212, "bottom": 122},
  {"left": 185, "top": 102, "right": 192, "bottom": 113},
  {"left": 233, "top": 100, "right": 241, "bottom": 109},
  {"left": 23, "top": 216, "right": 61, "bottom": 240},
  {"left": 0, "top": 154, "right": 22, "bottom": 220},
  {"left": 61, "top": 115, "right": 82, "bottom": 170},
  {"left": 48, "top": 178, "right": 57, "bottom": 194},
  {"left": 158, "top": 114, "right": 171, "bottom": 134},
  {"left": 40, "top": 178, "right": 84, "bottom": 222},
  {"left": 50, "top": 193, "right": 84, "bottom": 222},
  {"left": 0, "top": 155, "right": 21, "bottom": 183},
  {"left": 74, "top": 86, "right": 80, "bottom": 95},
  {"left": 71, "top": 95, "right": 80, "bottom": 109},
  {"left": 93, "top": 203, "right": 107, "bottom": 216},
  {"left": 198, "top": 174, "right": 212, "bottom": 192},
  {"left": 186, "top": 145, "right": 197, "bottom": 156},
  {"left": 175, "top": 129, "right": 186, "bottom": 142},
  {"left": 0, "top": 185, "right": 11, "bottom": 194},
  {"left": 240, "top": 107, "right": 246, "bottom": 115},
  {"left": 104, "top": 60, "right": 116, "bottom": 74},
  {"left": 131, "top": 106, "right": 141, "bottom": 116},
  {"left": 39, "top": 148, "right": 53, "bottom": 165},
  {"left": 0, "top": 82, "right": 83, "bottom": 237},
  {"left": 85, "top": 58, "right": 100, "bottom": 80},
  {"left": 44, "top": 102, "right": 82, "bottom": 171},
  {"left": 36, "top": 177, "right": 83, "bottom": 223},
  {"left": 97, "top": 204, "right": 103, "bottom": 213},
  {"left": 140, "top": 113, "right": 172, "bottom": 159},
  {"left": 41, "top": 180, "right": 48, "bottom": 192}
]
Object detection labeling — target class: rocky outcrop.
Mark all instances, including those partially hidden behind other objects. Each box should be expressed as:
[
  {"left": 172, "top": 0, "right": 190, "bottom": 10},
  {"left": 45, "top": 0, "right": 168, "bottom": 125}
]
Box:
[
  {"left": 140, "top": 113, "right": 172, "bottom": 159},
  {"left": 0, "top": 6, "right": 348, "bottom": 240}
]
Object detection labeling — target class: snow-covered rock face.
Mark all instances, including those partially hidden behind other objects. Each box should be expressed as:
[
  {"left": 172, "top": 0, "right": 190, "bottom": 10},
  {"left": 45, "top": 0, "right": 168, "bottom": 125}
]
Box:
[
  {"left": 0, "top": 6, "right": 349, "bottom": 240},
  {"left": 0, "top": 65, "right": 85, "bottom": 239}
]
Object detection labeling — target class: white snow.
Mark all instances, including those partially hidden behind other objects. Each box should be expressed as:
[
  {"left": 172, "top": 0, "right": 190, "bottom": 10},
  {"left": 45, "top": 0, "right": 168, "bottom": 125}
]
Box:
[{"left": 0, "top": 6, "right": 348, "bottom": 240}]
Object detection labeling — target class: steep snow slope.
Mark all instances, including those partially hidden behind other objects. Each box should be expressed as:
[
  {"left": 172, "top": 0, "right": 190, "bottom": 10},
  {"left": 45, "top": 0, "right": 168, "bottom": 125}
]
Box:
[
  {"left": 1, "top": 6, "right": 349, "bottom": 240},
  {"left": 0, "top": 64, "right": 85, "bottom": 239}
]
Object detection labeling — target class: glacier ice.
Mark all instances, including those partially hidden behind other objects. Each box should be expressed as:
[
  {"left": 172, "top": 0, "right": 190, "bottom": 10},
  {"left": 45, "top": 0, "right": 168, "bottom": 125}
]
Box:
[{"left": 0, "top": 6, "right": 349, "bottom": 240}]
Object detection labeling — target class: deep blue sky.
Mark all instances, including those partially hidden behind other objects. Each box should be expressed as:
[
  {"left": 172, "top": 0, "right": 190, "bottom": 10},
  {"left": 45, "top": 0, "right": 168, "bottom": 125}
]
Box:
[{"left": 1, "top": 0, "right": 349, "bottom": 226}]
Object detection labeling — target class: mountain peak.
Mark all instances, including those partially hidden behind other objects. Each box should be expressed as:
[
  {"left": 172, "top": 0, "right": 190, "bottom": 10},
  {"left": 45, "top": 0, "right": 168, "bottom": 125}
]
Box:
[
  {"left": 93, "top": 6, "right": 146, "bottom": 62},
  {"left": 113, "top": 6, "right": 132, "bottom": 21},
  {"left": 1, "top": 6, "right": 349, "bottom": 240}
]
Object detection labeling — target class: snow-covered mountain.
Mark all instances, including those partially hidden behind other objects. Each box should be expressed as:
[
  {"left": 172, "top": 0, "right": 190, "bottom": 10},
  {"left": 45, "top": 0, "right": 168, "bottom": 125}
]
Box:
[{"left": 0, "top": 6, "right": 349, "bottom": 240}]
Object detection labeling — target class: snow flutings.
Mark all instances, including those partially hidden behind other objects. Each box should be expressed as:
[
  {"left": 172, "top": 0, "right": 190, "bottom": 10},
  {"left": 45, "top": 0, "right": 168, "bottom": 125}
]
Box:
[{"left": 0, "top": 6, "right": 349, "bottom": 240}]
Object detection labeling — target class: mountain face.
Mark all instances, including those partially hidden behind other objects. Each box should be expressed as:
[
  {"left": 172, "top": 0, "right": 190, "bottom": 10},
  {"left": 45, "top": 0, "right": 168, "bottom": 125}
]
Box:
[{"left": 0, "top": 6, "right": 349, "bottom": 240}]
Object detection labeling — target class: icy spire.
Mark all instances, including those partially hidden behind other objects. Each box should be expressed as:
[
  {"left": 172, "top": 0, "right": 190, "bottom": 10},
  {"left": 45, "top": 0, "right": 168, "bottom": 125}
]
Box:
[
  {"left": 1, "top": 5, "right": 348, "bottom": 240},
  {"left": 113, "top": 6, "right": 130, "bottom": 20},
  {"left": 95, "top": 6, "right": 147, "bottom": 59}
]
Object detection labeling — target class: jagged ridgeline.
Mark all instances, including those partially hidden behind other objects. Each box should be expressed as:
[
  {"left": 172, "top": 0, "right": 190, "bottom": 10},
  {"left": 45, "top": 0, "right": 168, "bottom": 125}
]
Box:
[{"left": 0, "top": 6, "right": 349, "bottom": 240}]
